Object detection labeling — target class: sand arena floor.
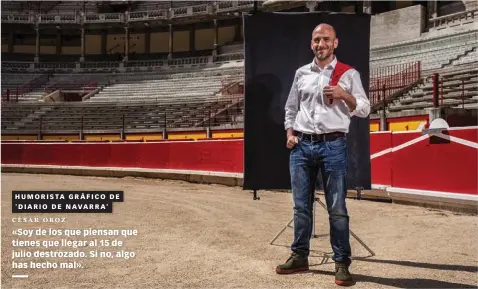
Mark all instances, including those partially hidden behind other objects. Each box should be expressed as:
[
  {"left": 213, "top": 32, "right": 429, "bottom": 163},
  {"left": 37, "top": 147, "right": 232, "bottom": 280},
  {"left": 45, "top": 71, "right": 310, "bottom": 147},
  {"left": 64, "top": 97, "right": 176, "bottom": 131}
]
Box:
[{"left": 1, "top": 173, "right": 477, "bottom": 289}]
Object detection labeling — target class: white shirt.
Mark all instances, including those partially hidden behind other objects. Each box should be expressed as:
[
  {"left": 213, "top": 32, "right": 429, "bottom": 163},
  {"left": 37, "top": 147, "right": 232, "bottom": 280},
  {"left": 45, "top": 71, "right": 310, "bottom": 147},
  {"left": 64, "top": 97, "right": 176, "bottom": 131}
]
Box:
[{"left": 284, "top": 56, "right": 370, "bottom": 134}]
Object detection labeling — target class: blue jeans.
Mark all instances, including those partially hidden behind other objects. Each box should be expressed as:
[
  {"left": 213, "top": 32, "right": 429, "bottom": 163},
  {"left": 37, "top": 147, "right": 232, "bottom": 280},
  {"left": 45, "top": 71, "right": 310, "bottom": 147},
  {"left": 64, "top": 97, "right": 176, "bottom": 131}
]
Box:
[{"left": 289, "top": 135, "right": 351, "bottom": 264}]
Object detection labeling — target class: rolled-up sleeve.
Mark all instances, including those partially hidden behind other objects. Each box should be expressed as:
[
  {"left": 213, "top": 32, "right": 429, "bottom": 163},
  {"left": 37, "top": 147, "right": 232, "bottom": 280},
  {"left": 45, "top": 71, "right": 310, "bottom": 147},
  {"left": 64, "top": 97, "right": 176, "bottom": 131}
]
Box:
[
  {"left": 348, "top": 70, "right": 371, "bottom": 118},
  {"left": 284, "top": 71, "right": 300, "bottom": 130}
]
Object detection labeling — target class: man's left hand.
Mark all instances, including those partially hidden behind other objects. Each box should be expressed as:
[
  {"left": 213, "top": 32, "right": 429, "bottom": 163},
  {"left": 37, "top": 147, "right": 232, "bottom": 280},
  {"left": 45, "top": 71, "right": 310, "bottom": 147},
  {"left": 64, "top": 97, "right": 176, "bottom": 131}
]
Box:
[{"left": 323, "top": 85, "right": 345, "bottom": 102}]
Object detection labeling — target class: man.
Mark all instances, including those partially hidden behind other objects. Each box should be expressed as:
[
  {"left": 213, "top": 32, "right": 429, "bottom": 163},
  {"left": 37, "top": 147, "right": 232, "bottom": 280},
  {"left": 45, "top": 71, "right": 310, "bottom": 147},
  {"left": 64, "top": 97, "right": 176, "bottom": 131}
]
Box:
[{"left": 276, "top": 23, "right": 370, "bottom": 286}]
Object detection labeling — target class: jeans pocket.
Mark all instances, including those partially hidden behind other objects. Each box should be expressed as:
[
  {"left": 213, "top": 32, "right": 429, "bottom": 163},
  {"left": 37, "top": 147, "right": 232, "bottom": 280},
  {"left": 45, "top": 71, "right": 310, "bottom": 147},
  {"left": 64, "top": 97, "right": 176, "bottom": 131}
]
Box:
[
  {"left": 325, "top": 137, "right": 347, "bottom": 172},
  {"left": 326, "top": 137, "right": 346, "bottom": 150}
]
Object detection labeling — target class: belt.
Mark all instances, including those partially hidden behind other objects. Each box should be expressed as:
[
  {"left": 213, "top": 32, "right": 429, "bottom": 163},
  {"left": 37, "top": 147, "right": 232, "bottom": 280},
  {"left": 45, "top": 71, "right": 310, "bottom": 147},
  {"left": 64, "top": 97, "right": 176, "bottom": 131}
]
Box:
[{"left": 295, "top": 131, "right": 345, "bottom": 142}]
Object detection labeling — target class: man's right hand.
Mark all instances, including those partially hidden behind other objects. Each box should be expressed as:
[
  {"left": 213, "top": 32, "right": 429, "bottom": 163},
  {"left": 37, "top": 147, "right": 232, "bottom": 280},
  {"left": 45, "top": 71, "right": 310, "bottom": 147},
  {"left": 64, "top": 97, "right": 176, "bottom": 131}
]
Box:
[
  {"left": 286, "top": 129, "right": 298, "bottom": 149},
  {"left": 287, "top": 135, "right": 298, "bottom": 149}
]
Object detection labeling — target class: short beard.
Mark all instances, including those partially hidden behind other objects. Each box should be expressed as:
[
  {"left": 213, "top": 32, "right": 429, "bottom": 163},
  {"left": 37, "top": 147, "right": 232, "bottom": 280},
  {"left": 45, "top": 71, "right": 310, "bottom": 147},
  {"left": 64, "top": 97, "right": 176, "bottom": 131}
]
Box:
[{"left": 315, "top": 50, "right": 333, "bottom": 61}]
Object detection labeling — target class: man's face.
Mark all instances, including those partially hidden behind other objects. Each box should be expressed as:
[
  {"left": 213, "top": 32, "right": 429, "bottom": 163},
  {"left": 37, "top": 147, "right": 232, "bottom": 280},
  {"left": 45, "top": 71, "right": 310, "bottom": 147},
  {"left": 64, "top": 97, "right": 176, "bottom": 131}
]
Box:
[{"left": 311, "top": 27, "right": 338, "bottom": 61}]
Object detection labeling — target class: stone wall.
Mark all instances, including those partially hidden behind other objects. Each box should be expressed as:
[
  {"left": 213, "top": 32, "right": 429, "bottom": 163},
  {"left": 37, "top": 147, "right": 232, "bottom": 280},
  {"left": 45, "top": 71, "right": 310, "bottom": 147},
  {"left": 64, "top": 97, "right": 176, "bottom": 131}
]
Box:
[{"left": 371, "top": 5, "right": 425, "bottom": 47}]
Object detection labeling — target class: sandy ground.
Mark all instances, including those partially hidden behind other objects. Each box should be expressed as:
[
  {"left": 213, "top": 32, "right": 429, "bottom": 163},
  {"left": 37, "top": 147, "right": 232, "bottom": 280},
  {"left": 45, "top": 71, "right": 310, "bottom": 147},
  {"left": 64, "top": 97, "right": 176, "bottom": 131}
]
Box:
[{"left": 1, "top": 173, "right": 477, "bottom": 289}]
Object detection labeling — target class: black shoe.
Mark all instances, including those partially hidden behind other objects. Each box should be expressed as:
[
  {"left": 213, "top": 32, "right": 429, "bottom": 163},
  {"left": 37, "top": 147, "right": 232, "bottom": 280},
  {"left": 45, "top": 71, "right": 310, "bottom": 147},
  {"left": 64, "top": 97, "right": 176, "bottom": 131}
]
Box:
[
  {"left": 276, "top": 252, "right": 309, "bottom": 274},
  {"left": 335, "top": 262, "right": 355, "bottom": 286}
]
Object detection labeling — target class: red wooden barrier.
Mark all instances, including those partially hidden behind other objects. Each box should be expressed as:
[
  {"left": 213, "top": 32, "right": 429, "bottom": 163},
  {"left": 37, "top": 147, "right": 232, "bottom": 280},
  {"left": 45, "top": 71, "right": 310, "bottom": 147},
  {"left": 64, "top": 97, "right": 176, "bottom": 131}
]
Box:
[
  {"left": 391, "top": 128, "right": 477, "bottom": 195},
  {"left": 1, "top": 140, "right": 244, "bottom": 174},
  {"left": 2, "top": 128, "right": 477, "bottom": 197},
  {"left": 370, "top": 132, "right": 393, "bottom": 187}
]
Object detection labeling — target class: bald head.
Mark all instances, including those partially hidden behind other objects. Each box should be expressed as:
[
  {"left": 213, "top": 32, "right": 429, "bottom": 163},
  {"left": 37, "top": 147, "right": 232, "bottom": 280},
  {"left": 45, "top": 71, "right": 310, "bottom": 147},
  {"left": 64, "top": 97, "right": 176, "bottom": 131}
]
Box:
[
  {"left": 310, "top": 23, "right": 338, "bottom": 64},
  {"left": 312, "top": 23, "right": 336, "bottom": 39}
]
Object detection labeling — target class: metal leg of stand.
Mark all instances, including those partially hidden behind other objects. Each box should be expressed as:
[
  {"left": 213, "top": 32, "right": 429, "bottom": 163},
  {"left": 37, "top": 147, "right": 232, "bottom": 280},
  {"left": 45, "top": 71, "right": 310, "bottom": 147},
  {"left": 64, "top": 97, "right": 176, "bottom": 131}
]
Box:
[
  {"left": 270, "top": 193, "right": 375, "bottom": 258},
  {"left": 315, "top": 196, "right": 375, "bottom": 257},
  {"left": 312, "top": 197, "right": 317, "bottom": 238},
  {"left": 350, "top": 229, "right": 375, "bottom": 257},
  {"left": 269, "top": 218, "right": 293, "bottom": 245}
]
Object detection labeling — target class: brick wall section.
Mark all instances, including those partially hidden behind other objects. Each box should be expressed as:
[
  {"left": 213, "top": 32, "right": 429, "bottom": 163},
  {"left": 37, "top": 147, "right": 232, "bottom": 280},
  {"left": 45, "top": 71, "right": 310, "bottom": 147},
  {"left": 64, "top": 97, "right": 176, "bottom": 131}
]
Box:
[{"left": 371, "top": 5, "right": 425, "bottom": 47}]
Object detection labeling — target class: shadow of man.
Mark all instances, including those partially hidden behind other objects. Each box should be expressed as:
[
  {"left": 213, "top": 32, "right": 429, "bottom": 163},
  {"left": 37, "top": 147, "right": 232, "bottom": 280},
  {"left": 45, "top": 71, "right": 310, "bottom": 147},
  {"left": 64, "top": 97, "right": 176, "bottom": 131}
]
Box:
[{"left": 309, "top": 269, "right": 476, "bottom": 288}]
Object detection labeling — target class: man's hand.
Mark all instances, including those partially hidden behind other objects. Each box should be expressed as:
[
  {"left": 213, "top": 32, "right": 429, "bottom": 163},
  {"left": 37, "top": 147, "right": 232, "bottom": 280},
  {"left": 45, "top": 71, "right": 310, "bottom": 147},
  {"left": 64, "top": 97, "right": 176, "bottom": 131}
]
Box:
[
  {"left": 286, "top": 129, "right": 298, "bottom": 149},
  {"left": 324, "top": 85, "right": 357, "bottom": 111},
  {"left": 323, "top": 85, "right": 345, "bottom": 103},
  {"left": 286, "top": 135, "right": 298, "bottom": 149}
]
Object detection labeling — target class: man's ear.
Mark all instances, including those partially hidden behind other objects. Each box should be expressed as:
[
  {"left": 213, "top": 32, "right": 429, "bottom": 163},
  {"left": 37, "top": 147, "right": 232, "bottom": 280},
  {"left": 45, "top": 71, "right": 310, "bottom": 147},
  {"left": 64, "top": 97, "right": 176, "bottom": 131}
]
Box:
[{"left": 334, "top": 38, "right": 339, "bottom": 49}]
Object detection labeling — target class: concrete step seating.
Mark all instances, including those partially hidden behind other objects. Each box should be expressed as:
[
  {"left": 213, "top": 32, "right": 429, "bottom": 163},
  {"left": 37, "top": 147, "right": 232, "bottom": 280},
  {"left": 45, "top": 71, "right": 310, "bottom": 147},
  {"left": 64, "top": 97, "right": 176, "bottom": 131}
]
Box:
[
  {"left": 44, "top": 74, "right": 111, "bottom": 91},
  {"left": 388, "top": 67, "right": 478, "bottom": 112},
  {"left": 452, "top": 49, "right": 478, "bottom": 66},
  {"left": 1, "top": 74, "right": 47, "bottom": 102},
  {"left": 89, "top": 68, "right": 243, "bottom": 102},
  {"left": 4, "top": 97, "right": 242, "bottom": 131},
  {"left": 371, "top": 30, "right": 477, "bottom": 71},
  {"left": 1, "top": 106, "right": 40, "bottom": 129},
  {"left": 2, "top": 74, "right": 41, "bottom": 92}
]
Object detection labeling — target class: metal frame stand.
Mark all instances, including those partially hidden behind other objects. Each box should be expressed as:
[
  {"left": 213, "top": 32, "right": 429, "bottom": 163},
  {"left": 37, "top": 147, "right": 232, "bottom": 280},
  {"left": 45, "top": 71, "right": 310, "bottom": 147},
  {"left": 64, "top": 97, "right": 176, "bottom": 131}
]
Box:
[{"left": 269, "top": 190, "right": 375, "bottom": 258}]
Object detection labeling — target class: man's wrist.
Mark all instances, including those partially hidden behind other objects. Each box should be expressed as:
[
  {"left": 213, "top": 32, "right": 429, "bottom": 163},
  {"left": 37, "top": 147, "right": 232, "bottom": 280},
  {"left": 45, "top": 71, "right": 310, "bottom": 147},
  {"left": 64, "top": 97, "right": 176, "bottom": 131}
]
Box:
[
  {"left": 340, "top": 89, "right": 349, "bottom": 100},
  {"left": 342, "top": 92, "right": 357, "bottom": 111},
  {"left": 286, "top": 128, "right": 294, "bottom": 138}
]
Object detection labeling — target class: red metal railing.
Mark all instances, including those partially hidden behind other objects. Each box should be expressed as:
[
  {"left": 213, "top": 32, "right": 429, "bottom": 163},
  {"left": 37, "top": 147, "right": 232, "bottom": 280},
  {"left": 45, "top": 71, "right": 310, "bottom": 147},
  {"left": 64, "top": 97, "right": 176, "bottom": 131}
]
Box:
[
  {"left": 369, "top": 61, "right": 422, "bottom": 106},
  {"left": 82, "top": 81, "right": 98, "bottom": 91},
  {"left": 2, "top": 74, "right": 49, "bottom": 103},
  {"left": 433, "top": 75, "right": 468, "bottom": 109},
  {"left": 44, "top": 78, "right": 98, "bottom": 93}
]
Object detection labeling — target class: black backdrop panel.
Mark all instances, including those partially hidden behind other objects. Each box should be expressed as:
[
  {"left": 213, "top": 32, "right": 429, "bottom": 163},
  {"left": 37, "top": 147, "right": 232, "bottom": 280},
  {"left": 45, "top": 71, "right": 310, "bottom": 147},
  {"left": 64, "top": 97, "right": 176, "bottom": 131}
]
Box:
[{"left": 243, "top": 12, "right": 371, "bottom": 190}]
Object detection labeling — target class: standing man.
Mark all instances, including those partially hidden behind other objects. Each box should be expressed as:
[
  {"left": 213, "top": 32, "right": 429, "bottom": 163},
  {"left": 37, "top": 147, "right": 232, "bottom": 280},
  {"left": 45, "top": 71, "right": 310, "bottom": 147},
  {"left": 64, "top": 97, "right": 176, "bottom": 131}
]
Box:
[{"left": 276, "top": 23, "right": 370, "bottom": 286}]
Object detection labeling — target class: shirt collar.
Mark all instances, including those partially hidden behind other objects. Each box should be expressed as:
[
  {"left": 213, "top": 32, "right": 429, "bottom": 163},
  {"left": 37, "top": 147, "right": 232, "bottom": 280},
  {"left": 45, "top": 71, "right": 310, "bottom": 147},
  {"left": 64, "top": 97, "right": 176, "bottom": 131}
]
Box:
[{"left": 310, "top": 55, "right": 337, "bottom": 72}]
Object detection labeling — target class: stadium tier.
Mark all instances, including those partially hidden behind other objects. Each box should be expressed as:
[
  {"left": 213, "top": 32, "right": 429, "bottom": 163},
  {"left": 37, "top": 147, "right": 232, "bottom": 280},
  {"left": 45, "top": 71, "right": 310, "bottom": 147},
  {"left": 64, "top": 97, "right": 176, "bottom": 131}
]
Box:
[
  {"left": 1, "top": 96, "right": 243, "bottom": 132},
  {"left": 370, "top": 30, "right": 478, "bottom": 73},
  {"left": 89, "top": 67, "right": 242, "bottom": 102},
  {"left": 388, "top": 67, "right": 478, "bottom": 112}
]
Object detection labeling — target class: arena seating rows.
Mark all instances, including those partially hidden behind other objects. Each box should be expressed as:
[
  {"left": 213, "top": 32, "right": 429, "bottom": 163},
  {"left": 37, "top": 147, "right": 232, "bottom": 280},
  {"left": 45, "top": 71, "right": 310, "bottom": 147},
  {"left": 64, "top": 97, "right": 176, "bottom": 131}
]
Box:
[
  {"left": 89, "top": 67, "right": 242, "bottom": 102},
  {"left": 1, "top": 74, "right": 38, "bottom": 93},
  {"left": 1, "top": 96, "right": 243, "bottom": 131},
  {"left": 388, "top": 66, "right": 478, "bottom": 112},
  {"left": 1, "top": 64, "right": 244, "bottom": 103},
  {"left": 1, "top": 74, "right": 47, "bottom": 102},
  {"left": 370, "top": 30, "right": 477, "bottom": 73}
]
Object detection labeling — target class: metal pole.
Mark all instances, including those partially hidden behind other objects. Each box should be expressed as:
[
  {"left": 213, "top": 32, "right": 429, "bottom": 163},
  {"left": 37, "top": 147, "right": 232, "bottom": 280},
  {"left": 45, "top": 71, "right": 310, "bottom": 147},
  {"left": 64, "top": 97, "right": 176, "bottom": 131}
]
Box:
[
  {"left": 39, "top": 115, "right": 43, "bottom": 140},
  {"left": 209, "top": 106, "right": 211, "bottom": 128},
  {"left": 440, "top": 77, "right": 444, "bottom": 106},
  {"left": 418, "top": 61, "right": 422, "bottom": 79},
  {"left": 382, "top": 84, "right": 386, "bottom": 108},
  {"left": 162, "top": 112, "right": 167, "bottom": 140},
  {"left": 432, "top": 73, "right": 439, "bottom": 108},
  {"left": 80, "top": 116, "right": 84, "bottom": 140},
  {"left": 462, "top": 79, "right": 465, "bottom": 109},
  {"left": 122, "top": 114, "right": 125, "bottom": 140}
]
